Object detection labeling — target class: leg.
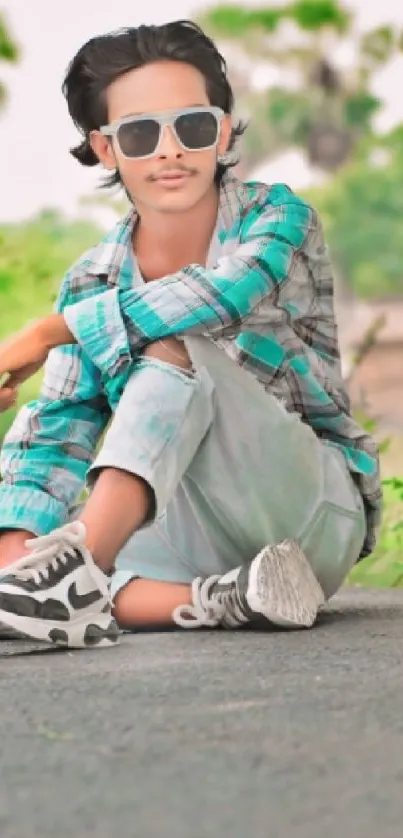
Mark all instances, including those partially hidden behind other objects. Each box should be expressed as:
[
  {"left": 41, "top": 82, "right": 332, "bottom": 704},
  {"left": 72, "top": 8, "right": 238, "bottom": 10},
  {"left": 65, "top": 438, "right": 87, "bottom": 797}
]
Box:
[
  {"left": 113, "top": 580, "right": 191, "bottom": 629},
  {"left": 81, "top": 336, "right": 216, "bottom": 628},
  {"left": 178, "top": 336, "right": 366, "bottom": 600},
  {"left": 78, "top": 337, "right": 196, "bottom": 569},
  {"left": 106, "top": 337, "right": 366, "bottom": 629},
  {"left": 0, "top": 337, "right": 212, "bottom": 644},
  {"left": 0, "top": 335, "right": 366, "bottom": 644}
]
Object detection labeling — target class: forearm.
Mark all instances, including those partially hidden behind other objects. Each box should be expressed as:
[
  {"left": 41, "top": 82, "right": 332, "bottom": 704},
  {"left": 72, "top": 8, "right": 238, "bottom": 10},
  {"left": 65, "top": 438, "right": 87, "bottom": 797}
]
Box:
[{"left": 40, "top": 313, "right": 77, "bottom": 349}]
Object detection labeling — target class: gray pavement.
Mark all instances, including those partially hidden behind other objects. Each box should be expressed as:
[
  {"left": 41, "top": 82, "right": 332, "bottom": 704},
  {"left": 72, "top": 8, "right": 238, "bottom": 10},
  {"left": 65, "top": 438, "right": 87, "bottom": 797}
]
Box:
[{"left": 1, "top": 587, "right": 403, "bottom": 838}]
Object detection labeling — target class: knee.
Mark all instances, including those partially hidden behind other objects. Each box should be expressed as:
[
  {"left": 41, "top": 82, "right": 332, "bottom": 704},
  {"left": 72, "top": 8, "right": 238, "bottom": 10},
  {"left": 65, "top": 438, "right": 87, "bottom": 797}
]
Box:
[{"left": 143, "top": 338, "right": 192, "bottom": 370}]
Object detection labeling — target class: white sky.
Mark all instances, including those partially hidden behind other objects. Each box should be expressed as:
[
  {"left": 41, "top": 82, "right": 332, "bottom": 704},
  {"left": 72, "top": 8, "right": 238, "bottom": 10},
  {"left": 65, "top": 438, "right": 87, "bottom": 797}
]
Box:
[{"left": 1, "top": 0, "right": 403, "bottom": 223}]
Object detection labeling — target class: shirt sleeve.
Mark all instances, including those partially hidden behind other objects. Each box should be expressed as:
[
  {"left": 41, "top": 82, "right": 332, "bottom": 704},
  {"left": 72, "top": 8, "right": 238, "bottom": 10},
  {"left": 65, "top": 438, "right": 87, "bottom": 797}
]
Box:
[
  {"left": 63, "top": 191, "right": 314, "bottom": 377},
  {"left": 0, "top": 273, "right": 111, "bottom": 536}
]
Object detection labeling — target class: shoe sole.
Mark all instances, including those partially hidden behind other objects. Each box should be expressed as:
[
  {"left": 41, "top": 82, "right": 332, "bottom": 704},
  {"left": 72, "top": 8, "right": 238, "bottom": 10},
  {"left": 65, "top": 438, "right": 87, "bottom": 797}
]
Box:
[
  {"left": 0, "top": 622, "right": 33, "bottom": 641},
  {"left": 246, "top": 540, "right": 325, "bottom": 628},
  {"left": 0, "top": 611, "right": 120, "bottom": 649}
]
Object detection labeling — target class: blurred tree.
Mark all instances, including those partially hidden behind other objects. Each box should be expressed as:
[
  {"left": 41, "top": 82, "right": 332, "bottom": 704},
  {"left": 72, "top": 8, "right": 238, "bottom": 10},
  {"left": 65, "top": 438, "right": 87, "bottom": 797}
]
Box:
[
  {"left": 0, "top": 210, "right": 101, "bottom": 337},
  {"left": 0, "top": 11, "right": 19, "bottom": 110},
  {"left": 305, "top": 128, "right": 403, "bottom": 298},
  {"left": 198, "top": 1, "right": 403, "bottom": 173}
]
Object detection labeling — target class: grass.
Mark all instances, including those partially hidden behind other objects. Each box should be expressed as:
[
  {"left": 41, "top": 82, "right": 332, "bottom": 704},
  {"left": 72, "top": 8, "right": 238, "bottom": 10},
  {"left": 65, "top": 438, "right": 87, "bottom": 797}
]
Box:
[{"left": 348, "top": 478, "right": 403, "bottom": 588}]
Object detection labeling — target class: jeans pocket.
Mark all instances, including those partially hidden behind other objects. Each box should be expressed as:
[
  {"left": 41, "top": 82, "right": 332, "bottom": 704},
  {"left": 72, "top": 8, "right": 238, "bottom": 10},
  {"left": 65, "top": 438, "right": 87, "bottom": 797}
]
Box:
[{"left": 301, "top": 498, "right": 366, "bottom": 599}]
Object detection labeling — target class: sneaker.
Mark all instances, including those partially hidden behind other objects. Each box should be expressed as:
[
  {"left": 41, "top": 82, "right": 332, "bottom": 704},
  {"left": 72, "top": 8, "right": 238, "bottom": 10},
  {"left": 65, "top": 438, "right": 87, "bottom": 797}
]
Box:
[
  {"left": 0, "top": 522, "right": 120, "bottom": 648},
  {"left": 173, "top": 540, "right": 325, "bottom": 630}
]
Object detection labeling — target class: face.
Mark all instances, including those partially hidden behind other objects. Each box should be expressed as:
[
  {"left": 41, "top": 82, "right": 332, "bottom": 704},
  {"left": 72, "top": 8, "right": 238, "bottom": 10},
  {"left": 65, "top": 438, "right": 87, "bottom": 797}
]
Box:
[{"left": 90, "top": 60, "right": 232, "bottom": 215}]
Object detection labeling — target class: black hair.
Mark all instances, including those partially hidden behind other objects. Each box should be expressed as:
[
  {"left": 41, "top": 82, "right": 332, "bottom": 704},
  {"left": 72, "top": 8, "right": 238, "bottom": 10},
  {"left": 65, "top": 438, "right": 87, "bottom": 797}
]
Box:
[{"left": 62, "top": 19, "right": 246, "bottom": 189}]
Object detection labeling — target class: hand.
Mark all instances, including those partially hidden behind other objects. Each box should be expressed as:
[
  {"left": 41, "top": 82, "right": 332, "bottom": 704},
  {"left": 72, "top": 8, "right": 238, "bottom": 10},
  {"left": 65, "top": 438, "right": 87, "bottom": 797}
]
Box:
[
  {"left": 0, "top": 384, "right": 18, "bottom": 413},
  {"left": 0, "top": 322, "right": 50, "bottom": 391},
  {"left": 0, "top": 315, "right": 76, "bottom": 391}
]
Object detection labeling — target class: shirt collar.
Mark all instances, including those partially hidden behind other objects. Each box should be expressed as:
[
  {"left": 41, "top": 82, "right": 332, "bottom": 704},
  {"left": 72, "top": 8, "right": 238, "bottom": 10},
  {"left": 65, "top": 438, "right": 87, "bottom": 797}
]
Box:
[{"left": 75, "top": 171, "right": 246, "bottom": 284}]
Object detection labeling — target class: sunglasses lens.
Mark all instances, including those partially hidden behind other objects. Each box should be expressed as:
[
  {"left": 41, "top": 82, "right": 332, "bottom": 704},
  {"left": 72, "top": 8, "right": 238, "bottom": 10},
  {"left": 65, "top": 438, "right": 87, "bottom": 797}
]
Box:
[
  {"left": 175, "top": 111, "right": 219, "bottom": 150},
  {"left": 117, "top": 119, "right": 160, "bottom": 158}
]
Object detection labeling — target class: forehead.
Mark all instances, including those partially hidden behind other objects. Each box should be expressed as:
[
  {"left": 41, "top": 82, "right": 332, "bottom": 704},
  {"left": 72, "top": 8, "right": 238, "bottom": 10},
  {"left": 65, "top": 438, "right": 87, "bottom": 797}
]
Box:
[{"left": 106, "top": 61, "right": 210, "bottom": 121}]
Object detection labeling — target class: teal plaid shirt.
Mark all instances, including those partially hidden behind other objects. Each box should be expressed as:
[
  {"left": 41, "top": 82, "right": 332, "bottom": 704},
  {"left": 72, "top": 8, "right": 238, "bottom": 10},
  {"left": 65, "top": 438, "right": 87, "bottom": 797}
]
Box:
[{"left": 0, "top": 173, "right": 381, "bottom": 556}]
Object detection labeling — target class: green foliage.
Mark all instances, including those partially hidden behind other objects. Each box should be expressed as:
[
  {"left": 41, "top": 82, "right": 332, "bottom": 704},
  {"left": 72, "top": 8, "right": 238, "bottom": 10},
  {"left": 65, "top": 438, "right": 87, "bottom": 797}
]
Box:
[
  {"left": 0, "top": 210, "right": 102, "bottom": 445},
  {"left": 349, "top": 480, "right": 403, "bottom": 588},
  {"left": 0, "top": 12, "right": 19, "bottom": 109},
  {"left": 201, "top": 0, "right": 350, "bottom": 37},
  {"left": 346, "top": 411, "right": 402, "bottom": 588},
  {"left": 204, "top": 5, "right": 283, "bottom": 35},
  {"left": 0, "top": 210, "right": 101, "bottom": 337},
  {"left": 289, "top": 0, "right": 350, "bottom": 32},
  {"left": 200, "top": 1, "right": 403, "bottom": 175},
  {"left": 246, "top": 8, "right": 284, "bottom": 31},
  {"left": 343, "top": 91, "right": 381, "bottom": 130},
  {"left": 0, "top": 13, "right": 18, "bottom": 62},
  {"left": 266, "top": 88, "right": 313, "bottom": 146},
  {"left": 359, "top": 25, "right": 397, "bottom": 69},
  {"left": 305, "top": 133, "right": 403, "bottom": 298}
]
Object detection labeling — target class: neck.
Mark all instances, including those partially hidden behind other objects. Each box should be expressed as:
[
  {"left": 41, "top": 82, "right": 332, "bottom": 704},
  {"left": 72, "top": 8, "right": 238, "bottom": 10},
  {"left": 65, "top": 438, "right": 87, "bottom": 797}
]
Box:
[{"left": 133, "top": 183, "right": 220, "bottom": 263}]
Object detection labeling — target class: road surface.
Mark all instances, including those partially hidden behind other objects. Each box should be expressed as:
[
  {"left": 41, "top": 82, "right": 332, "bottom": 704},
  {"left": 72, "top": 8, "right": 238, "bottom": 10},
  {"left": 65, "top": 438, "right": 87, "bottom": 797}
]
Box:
[{"left": 1, "top": 588, "right": 402, "bottom": 838}]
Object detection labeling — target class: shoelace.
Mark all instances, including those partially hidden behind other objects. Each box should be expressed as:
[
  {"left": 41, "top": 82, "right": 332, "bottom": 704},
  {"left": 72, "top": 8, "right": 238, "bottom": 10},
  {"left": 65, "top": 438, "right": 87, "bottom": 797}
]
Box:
[
  {"left": 7, "top": 521, "right": 112, "bottom": 603},
  {"left": 173, "top": 575, "right": 226, "bottom": 628},
  {"left": 173, "top": 575, "right": 251, "bottom": 630},
  {"left": 218, "top": 586, "right": 250, "bottom": 628}
]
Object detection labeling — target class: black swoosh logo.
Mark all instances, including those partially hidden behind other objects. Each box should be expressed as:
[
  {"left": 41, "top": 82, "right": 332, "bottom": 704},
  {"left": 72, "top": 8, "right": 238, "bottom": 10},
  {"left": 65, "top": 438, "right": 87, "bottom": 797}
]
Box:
[{"left": 68, "top": 583, "right": 103, "bottom": 611}]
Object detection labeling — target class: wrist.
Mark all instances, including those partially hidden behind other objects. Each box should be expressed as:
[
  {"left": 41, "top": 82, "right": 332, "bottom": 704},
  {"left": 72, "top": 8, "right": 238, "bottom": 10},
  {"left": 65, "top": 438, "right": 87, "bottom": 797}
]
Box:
[{"left": 39, "top": 314, "right": 77, "bottom": 349}]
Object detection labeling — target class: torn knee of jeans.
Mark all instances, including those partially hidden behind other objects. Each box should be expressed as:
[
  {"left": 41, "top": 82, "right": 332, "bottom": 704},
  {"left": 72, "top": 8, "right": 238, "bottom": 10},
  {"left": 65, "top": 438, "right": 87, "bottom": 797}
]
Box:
[
  {"left": 142, "top": 338, "right": 193, "bottom": 373},
  {"left": 139, "top": 356, "right": 198, "bottom": 381}
]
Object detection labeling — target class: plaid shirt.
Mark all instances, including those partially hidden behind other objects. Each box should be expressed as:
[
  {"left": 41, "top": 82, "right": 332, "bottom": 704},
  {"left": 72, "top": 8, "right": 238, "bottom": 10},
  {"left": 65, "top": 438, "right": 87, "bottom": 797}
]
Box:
[{"left": 0, "top": 172, "right": 381, "bottom": 556}]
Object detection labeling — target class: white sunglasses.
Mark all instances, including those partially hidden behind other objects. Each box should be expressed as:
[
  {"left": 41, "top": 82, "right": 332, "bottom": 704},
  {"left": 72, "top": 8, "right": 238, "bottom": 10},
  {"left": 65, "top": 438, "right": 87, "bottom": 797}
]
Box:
[{"left": 100, "top": 106, "right": 225, "bottom": 159}]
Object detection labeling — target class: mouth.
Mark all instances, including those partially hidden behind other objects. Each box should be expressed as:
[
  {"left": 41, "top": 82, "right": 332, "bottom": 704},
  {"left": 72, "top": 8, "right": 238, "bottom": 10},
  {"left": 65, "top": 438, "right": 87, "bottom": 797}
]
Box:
[{"left": 153, "top": 171, "right": 194, "bottom": 187}]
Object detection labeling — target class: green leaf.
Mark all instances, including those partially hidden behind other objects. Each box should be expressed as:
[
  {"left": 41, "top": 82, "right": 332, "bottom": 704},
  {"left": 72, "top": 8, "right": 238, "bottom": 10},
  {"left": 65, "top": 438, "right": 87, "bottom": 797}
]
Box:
[
  {"left": 247, "top": 8, "right": 284, "bottom": 31},
  {"left": 343, "top": 91, "right": 381, "bottom": 129},
  {"left": 201, "top": 6, "right": 252, "bottom": 37},
  {"left": 200, "top": 5, "right": 284, "bottom": 37},
  {"left": 360, "top": 25, "right": 396, "bottom": 66},
  {"left": 288, "top": 0, "right": 351, "bottom": 33},
  {"left": 0, "top": 14, "right": 19, "bottom": 62}
]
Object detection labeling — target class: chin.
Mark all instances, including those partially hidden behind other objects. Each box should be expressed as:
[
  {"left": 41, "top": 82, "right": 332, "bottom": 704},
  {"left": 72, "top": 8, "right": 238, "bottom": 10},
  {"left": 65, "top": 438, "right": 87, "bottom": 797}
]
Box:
[
  {"left": 155, "top": 195, "right": 200, "bottom": 214},
  {"left": 158, "top": 186, "right": 212, "bottom": 214}
]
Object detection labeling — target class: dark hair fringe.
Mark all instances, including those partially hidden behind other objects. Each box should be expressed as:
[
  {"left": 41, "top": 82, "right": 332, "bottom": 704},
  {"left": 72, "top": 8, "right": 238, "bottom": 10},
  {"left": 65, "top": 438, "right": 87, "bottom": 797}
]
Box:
[{"left": 64, "top": 20, "right": 248, "bottom": 190}]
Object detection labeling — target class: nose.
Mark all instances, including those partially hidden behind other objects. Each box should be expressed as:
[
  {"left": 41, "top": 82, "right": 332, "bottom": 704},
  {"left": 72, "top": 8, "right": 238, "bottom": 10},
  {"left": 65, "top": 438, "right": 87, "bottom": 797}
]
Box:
[{"left": 157, "top": 124, "right": 184, "bottom": 159}]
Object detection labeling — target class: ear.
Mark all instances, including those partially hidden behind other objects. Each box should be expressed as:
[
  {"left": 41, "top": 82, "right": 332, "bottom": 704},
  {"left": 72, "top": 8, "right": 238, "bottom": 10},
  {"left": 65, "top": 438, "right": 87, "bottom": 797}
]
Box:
[
  {"left": 217, "top": 114, "right": 232, "bottom": 156},
  {"left": 89, "top": 130, "right": 117, "bottom": 170}
]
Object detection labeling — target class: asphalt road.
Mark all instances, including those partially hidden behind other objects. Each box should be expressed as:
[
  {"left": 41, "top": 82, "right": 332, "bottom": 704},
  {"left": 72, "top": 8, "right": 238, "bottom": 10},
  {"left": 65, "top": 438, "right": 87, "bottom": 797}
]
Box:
[{"left": 1, "top": 587, "right": 403, "bottom": 838}]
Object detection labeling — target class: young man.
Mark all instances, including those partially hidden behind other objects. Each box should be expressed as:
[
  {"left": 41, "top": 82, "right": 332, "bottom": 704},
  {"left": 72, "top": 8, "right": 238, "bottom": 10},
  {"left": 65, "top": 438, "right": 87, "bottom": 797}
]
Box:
[{"left": 0, "top": 21, "right": 381, "bottom": 649}]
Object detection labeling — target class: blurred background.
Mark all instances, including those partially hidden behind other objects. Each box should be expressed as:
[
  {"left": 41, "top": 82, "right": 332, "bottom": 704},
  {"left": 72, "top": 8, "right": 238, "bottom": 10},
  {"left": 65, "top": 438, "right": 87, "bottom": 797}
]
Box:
[{"left": 0, "top": 0, "right": 402, "bottom": 583}]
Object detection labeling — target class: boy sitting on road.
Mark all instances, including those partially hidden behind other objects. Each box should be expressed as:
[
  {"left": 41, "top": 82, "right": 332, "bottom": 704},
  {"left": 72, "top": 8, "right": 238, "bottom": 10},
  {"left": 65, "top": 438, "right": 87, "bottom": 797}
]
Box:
[{"left": 0, "top": 21, "right": 381, "bottom": 649}]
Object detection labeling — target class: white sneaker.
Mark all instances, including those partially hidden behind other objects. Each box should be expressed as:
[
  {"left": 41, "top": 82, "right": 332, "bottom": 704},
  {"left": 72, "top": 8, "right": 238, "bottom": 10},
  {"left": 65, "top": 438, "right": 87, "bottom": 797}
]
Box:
[
  {"left": 0, "top": 522, "right": 120, "bottom": 648},
  {"left": 173, "top": 540, "right": 325, "bottom": 630}
]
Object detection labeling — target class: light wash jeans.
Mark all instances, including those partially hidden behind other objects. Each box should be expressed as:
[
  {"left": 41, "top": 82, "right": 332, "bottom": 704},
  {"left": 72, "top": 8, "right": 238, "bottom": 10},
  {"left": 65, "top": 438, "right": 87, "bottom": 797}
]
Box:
[{"left": 82, "top": 337, "right": 366, "bottom": 601}]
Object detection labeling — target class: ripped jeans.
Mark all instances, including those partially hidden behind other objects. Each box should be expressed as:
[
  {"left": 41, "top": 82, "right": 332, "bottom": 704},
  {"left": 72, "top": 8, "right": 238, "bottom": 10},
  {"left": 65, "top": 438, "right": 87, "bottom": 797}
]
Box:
[{"left": 75, "top": 337, "right": 366, "bottom": 600}]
